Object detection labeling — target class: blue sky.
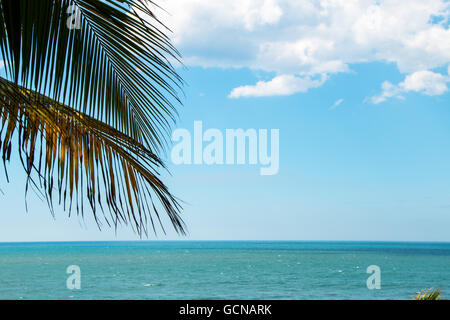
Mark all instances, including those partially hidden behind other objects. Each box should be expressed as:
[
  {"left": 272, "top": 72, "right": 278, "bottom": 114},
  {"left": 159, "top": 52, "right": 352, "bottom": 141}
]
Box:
[{"left": 1, "top": 0, "right": 450, "bottom": 241}]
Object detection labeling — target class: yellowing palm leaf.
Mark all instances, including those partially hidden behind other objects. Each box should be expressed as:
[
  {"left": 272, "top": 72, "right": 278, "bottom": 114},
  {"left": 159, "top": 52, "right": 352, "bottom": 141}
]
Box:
[{"left": 0, "top": 0, "right": 185, "bottom": 236}]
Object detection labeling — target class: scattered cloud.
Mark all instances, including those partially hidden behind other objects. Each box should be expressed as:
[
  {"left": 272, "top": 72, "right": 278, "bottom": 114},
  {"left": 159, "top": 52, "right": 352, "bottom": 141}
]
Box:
[
  {"left": 369, "top": 70, "right": 450, "bottom": 104},
  {"left": 401, "top": 71, "right": 449, "bottom": 95},
  {"left": 369, "top": 81, "right": 404, "bottom": 104},
  {"left": 329, "top": 99, "right": 344, "bottom": 110},
  {"left": 229, "top": 74, "right": 326, "bottom": 98},
  {"left": 145, "top": 0, "right": 450, "bottom": 98}
]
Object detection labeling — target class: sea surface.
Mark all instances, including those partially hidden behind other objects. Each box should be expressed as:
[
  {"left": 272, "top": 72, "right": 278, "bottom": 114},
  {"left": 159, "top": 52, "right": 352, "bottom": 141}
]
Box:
[{"left": 0, "top": 241, "right": 448, "bottom": 300}]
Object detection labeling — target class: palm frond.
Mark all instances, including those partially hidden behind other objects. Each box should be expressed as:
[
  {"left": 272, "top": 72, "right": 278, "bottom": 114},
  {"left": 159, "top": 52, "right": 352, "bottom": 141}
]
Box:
[
  {"left": 0, "top": 0, "right": 186, "bottom": 235},
  {"left": 0, "top": 0, "right": 183, "bottom": 152},
  {"left": 0, "top": 78, "right": 185, "bottom": 236},
  {"left": 414, "top": 288, "right": 443, "bottom": 300}
]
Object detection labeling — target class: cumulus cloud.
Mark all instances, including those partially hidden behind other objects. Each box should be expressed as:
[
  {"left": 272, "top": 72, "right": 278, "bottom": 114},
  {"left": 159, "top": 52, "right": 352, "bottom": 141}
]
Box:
[
  {"left": 146, "top": 0, "right": 450, "bottom": 98},
  {"left": 369, "top": 70, "right": 450, "bottom": 104},
  {"left": 229, "top": 74, "right": 327, "bottom": 98},
  {"left": 401, "top": 71, "right": 449, "bottom": 95}
]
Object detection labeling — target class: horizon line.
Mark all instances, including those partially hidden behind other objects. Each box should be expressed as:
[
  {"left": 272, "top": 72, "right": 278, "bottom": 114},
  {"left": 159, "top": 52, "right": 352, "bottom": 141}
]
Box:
[{"left": 0, "top": 239, "right": 449, "bottom": 244}]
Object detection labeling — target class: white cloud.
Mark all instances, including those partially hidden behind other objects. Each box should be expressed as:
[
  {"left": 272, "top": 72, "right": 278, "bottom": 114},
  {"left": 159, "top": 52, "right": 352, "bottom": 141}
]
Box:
[
  {"left": 369, "top": 70, "right": 450, "bottom": 103},
  {"left": 369, "top": 81, "right": 403, "bottom": 104},
  {"left": 401, "top": 71, "right": 449, "bottom": 95},
  {"left": 329, "top": 98, "right": 344, "bottom": 110},
  {"left": 146, "top": 0, "right": 450, "bottom": 98},
  {"left": 0, "top": 60, "right": 4, "bottom": 70},
  {"left": 229, "top": 74, "right": 326, "bottom": 98}
]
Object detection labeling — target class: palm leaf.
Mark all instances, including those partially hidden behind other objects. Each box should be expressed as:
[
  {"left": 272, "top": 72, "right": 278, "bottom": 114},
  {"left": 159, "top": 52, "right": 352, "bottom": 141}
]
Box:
[
  {"left": 0, "top": 0, "right": 183, "bottom": 151},
  {"left": 0, "top": 0, "right": 185, "bottom": 235},
  {"left": 0, "top": 78, "right": 185, "bottom": 236},
  {"left": 414, "top": 288, "right": 443, "bottom": 300}
]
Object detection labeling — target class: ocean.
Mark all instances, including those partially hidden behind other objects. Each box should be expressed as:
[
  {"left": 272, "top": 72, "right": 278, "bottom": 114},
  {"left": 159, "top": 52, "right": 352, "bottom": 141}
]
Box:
[{"left": 0, "top": 241, "right": 448, "bottom": 300}]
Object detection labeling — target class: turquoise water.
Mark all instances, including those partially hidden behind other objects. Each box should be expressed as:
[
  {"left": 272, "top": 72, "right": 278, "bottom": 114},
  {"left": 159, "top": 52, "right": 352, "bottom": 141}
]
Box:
[{"left": 0, "top": 241, "right": 448, "bottom": 300}]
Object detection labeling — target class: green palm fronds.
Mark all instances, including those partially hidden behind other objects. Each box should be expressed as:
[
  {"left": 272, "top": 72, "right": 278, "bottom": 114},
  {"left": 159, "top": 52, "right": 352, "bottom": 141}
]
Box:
[{"left": 0, "top": 0, "right": 185, "bottom": 236}]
